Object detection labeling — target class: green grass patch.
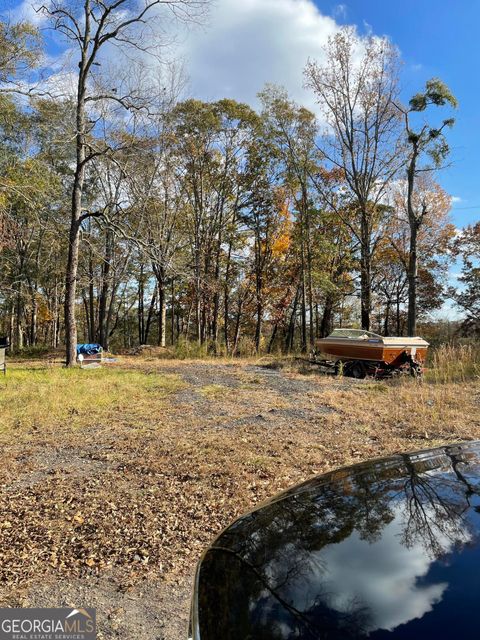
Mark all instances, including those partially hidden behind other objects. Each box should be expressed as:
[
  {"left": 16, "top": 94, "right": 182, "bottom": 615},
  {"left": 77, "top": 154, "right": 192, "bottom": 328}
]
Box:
[
  {"left": 198, "top": 384, "right": 229, "bottom": 398},
  {"left": 0, "top": 366, "right": 185, "bottom": 432},
  {"left": 361, "top": 383, "right": 390, "bottom": 393},
  {"left": 247, "top": 455, "right": 272, "bottom": 471}
]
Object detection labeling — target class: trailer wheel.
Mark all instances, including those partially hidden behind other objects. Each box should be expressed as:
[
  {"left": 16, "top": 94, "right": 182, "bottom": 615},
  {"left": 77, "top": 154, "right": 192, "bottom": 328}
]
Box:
[
  {"left": 345, "top": 360, "right": 366, "bottom": 379},
  {"left": 410, "top": 362, "right": 422, "bottom": 378}
]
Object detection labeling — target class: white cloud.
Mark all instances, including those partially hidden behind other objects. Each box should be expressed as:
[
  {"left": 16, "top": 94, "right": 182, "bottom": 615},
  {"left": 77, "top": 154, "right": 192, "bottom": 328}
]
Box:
[
  {"left": 173, "top": 0, "right": 342, "bottom": 110},
  {"left": 320, "top": 528, "right": 447, "bottom": 633},
  {"left": 451, "top": 196, "right": 463, "bottom": 204},
  {"left": 9, "top": 0, "right": 348, "bottom": 113},
  {"left": 333, "top": 4, "right": 348, "bottom": 20},
  {"left": 6, "top": 0, "right": 50, "bottom": 25},
  {"left": 314, "top": 502, "right": 470, "bottom": 634}
]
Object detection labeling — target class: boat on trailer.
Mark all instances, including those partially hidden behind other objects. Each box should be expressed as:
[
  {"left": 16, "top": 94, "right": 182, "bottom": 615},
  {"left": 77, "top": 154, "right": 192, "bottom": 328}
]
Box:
[{"left": 314, "top": 328, "right": 429, "bottom": 378}]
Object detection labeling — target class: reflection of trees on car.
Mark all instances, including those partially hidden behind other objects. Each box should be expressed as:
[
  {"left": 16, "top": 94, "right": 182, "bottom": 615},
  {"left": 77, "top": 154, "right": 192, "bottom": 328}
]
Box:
[
  {"left": 198, "top": 446, "right": 480, "bottom": 639},
  {"left": 399, "top": 451, "right": 474, "bottom": 557}
]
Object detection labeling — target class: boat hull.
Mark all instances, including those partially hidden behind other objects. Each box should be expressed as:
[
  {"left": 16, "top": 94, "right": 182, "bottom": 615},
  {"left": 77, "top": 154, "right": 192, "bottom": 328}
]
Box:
[{"left": 316, "top": 338, "right": 428, "bottom": 366}]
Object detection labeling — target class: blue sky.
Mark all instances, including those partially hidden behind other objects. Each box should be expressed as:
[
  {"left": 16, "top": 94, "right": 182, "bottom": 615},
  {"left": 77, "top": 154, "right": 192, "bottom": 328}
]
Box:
[{"left": 322, "top": 0, "right": 480, "bottom": 231}]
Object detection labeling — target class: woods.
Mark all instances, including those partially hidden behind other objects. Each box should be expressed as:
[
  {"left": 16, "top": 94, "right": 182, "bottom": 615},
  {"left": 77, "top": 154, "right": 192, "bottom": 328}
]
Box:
[{"left": 0, "top": 13, "right": 465, "bottom": 359}]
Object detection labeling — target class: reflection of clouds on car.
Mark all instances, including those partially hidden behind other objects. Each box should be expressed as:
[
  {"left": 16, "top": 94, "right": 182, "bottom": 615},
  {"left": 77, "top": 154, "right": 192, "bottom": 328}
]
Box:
[{"left": 316, "top": 506, "right": 452, "bottom": 633}]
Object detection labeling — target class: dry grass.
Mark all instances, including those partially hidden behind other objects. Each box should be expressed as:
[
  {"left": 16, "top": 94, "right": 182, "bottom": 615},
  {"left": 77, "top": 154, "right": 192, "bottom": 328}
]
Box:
[
  {"left": 426, "top": 343, "right": 480, "bottom": 383},
  {"left": 0, "top": 354, "right": 479, "bottom": 638}
]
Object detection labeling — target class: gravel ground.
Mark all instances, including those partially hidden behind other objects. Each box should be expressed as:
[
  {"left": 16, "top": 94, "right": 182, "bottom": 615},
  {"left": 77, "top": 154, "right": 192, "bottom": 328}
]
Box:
[{"left": 1, "top": 357, "right": 479, "bottom": 638}]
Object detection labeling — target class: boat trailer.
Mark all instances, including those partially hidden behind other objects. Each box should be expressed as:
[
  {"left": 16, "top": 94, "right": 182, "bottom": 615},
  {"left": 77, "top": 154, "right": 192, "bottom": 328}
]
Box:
[{"left": 304, "top": 350, "right": 424, "bottom": 379}]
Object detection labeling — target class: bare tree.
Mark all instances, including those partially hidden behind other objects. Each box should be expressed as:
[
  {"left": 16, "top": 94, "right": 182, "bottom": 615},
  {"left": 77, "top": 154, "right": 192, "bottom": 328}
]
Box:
[
  {"left": 305, "top": 27, "right": 402, "bottom": 330},
  {"left": 38, "top": 0, "right": 209, "bottom": 365},
  {"left": 395, "top": 79, "right": 457, "bottom": 336}
]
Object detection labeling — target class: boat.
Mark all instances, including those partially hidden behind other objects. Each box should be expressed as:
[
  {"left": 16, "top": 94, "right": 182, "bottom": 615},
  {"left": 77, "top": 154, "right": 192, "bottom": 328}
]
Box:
[{"left": 315, "top": 328, "right": 429, "bottom": 377}]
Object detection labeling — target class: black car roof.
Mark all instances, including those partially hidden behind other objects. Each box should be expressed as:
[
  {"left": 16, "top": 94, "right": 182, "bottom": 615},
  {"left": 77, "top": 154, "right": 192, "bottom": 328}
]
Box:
[{"left": 195, "top": 441, "right": 480, "bottom": 639}]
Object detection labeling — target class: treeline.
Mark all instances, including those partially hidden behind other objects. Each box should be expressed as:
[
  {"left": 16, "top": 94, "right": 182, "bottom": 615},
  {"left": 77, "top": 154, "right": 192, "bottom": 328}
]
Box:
[{"left": 0, "top": 11, "right": 474, "bottom": 358}]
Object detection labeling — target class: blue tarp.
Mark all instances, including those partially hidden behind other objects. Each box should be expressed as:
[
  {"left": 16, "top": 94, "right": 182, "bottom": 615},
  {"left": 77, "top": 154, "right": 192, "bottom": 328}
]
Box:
[{"left": 76, "top": 343, "right": 103, "bottom": 356}]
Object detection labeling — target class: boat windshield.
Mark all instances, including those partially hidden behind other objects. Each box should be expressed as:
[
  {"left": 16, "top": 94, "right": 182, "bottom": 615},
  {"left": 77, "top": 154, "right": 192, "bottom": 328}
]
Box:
[{"left": 328, "top": 328, "right": 383, "bottom": 340}]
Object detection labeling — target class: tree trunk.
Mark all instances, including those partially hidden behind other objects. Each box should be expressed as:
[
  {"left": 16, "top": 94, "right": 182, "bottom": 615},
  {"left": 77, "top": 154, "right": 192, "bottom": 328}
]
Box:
[
  {"left": 98, "top": 228, "right": 114, "bottom": 349},
  {"left": 30, "top": 289, "right": 37, "bottom": 346},
  {"left": 300, "top": 274, "right": 307, "bottom": 353},
  {"left": 254, "top": 299, "right": 262, "bottom": 353},
  {"left": 406, "top": 151, "right": 419, "bottom": 337},
  {"left": 254, "top": 268, "right": 263, "bottom": 354},
  {"left": 267, "top": 322, "right": 278, "bottom": 354},
  {"left": 52, "top": 281, "right": 59, "bottom": 348},
  {"left": 144, "top": 286, "right": 157, "bottom": 345},
  {"left": 304, "top": 192, "right": 315, "bottom": 348},
  {"left": 123, "top": 295, "right": 129, "bottom": 348},
  {"left": 285, "top": 287, "right": 300, "bottom": 352},
  {"left": 194, "top": 237, "right": 202, "bottom": 344},
  {"left": 223, "top": 239, "right": 233, "bottom": 354},
  {"left": 384, "top": 300, "right": 391, "bottom": 336},
  {"left": 171, "top": 278, "right": 175, "bottom": 347},
  {"left": 138, "top": 265, "right": 145, "bottom": 344},
  {"left": 153, "top": 263, "right": 167, "bottom": 348},
  {"left": 320, "top": 294, "right": 334, "bottom": 338},
  {"left": 104, "top": 283, "right": 120, "bottom": 349},
  {"left": 212, "top": 205, "right": 224, "bottom": 350},
  {"left": 15, "top": 288, "right": 23, "bottom": 351},
  {"left": 307, "top": 262, "right": 314, "bottom": 347},
  {"left": 299, "top": 202, "right": 308, "bottom": 352},
  {"left": 254, "top": 231, "right": 263, "bottom": 353},
  {"left": 8, "top": 302, "right": 14, "bottom": 350},
  {"left": 158, "top": 281, "right": 166, "bottom": 347},
  {"left": 407, "top": 224, "right": 418, "bottom": 336},
  {"left": 65, "top": 210, "right": 82, "bottom": 363},
  {"left": 396, "top": 295, "right": 401, "bottom": 336},
  {"left": 87, "top": 246, "right": 95, "bottom": 342},
  {"left": 233, "top": 297, "right": 243, "bottom": 356},
  {"left": 65, "top": 60, "right": 88, "bottom": 366},
  {"left": 360, "top": 211, "right": 371, "bottom": 331},
  {"left": 82, "top": 291, "right": 90, "bottom": 341}
]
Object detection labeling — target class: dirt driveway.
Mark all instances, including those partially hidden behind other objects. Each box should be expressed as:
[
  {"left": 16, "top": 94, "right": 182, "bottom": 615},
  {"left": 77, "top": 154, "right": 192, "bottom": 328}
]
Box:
[{"left": 1, "top": 358, "right": 479, "bottom": 638}]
